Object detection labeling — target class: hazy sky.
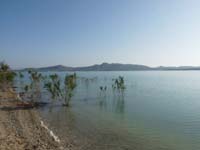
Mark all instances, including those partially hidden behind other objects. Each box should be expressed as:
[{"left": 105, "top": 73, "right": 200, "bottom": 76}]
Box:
[{"left": 1, "top": 0, "right": 200, "bottom": 68}]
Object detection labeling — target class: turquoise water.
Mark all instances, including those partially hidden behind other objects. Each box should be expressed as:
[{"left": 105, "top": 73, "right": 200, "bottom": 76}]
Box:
[{"left": 32, "top": 71, "right": 200, "bottom": 149}]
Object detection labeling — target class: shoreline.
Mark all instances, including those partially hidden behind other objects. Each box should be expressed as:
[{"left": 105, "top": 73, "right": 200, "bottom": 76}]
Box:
[{"left": 0, "top": 92, "right": 66, "bottom": 150}]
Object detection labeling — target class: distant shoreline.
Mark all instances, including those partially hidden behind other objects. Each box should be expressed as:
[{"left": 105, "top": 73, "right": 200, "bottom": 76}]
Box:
[
  {"left": 16, "top": 63, "right": 200, "bottom": 72},
  {"left": 16, "top": 69, "right": 200, "bottom": 72}
]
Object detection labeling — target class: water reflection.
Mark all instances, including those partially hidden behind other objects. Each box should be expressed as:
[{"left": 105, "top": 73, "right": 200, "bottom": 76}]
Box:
[
  {"left": 98, "top": 91, "right": 125, "bottom": 115},
  {"left": 112, "top": 93, "right": 125, "bottom": 114}
]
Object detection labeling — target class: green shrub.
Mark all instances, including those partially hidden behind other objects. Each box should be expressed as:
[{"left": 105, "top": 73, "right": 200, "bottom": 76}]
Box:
[
  {"left": 44, "top": 73, "right": 77, "bottom": 106},
  {"left": 0, "top": 62, "right": 16, "bottom": 90},
  {"left": 44, "top": 74, "right": 61, "bottom": 99},
  {"left": 63, "top": 73, "right": 77, "bottom": 106},
  {"left": 23, "top": 70, "right": 43, "bottom": 102},
  {"left": 112, "top": 76, "right": 126, "bottom": 93}
]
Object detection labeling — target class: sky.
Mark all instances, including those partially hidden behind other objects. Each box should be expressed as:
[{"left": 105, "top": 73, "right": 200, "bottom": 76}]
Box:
[{"left": 1, "top": 0, "right": 200, "bottom": 68}]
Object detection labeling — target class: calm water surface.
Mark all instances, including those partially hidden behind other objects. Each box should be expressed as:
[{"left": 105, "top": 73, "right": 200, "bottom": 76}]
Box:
[{"left": 36, "top": 71, "right": 200, "bottom": 150}]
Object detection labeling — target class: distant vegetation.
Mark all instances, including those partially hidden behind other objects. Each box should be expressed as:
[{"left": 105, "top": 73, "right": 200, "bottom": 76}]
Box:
[{"left": 99, "top": 76, "right": 126, "bottom": 97}]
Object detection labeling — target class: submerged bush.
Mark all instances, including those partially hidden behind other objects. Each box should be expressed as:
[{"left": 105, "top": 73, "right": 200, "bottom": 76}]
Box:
[
  {"left": 63, "top": 73, "right": 77, "bottom": 106},
  {"left": 44, "top": 73, "right": 77, "bottom": 106},
  {"left": 112, "top": 76, "right": 126, "bottom": 93},
  {"left": 23, "top": 70, "right": 44, "bottom": 102},
  {"left": 18, "top": 72, "right": 24, "bottom": 78},
  {"left": 44, "top": 74, "right": 61, "bottom": 100}
]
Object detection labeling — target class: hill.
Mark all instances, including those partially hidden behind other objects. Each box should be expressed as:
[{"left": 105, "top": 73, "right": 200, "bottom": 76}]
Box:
[{"left": 20, "top": 63, "right": 200, "bottom": 72}]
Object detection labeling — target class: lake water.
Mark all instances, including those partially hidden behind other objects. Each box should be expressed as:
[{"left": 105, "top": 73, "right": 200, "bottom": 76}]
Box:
[{"left": 21, "top": 71, "right": 200, "bottom": 149}]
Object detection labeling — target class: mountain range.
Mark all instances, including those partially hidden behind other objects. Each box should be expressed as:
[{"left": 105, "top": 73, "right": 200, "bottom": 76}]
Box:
[{"left": 20, "top": 63, "right": 200, "bottom": 72}]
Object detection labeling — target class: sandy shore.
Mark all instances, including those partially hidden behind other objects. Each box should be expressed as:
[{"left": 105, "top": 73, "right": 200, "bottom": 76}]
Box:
[{"left": 0, "top": 91, "right": 65, "bottom": 150}]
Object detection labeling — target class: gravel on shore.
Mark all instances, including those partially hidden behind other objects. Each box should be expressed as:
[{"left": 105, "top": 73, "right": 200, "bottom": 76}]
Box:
[{"left": 0, "top": 91, "right": 65, "bottom": 150}]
